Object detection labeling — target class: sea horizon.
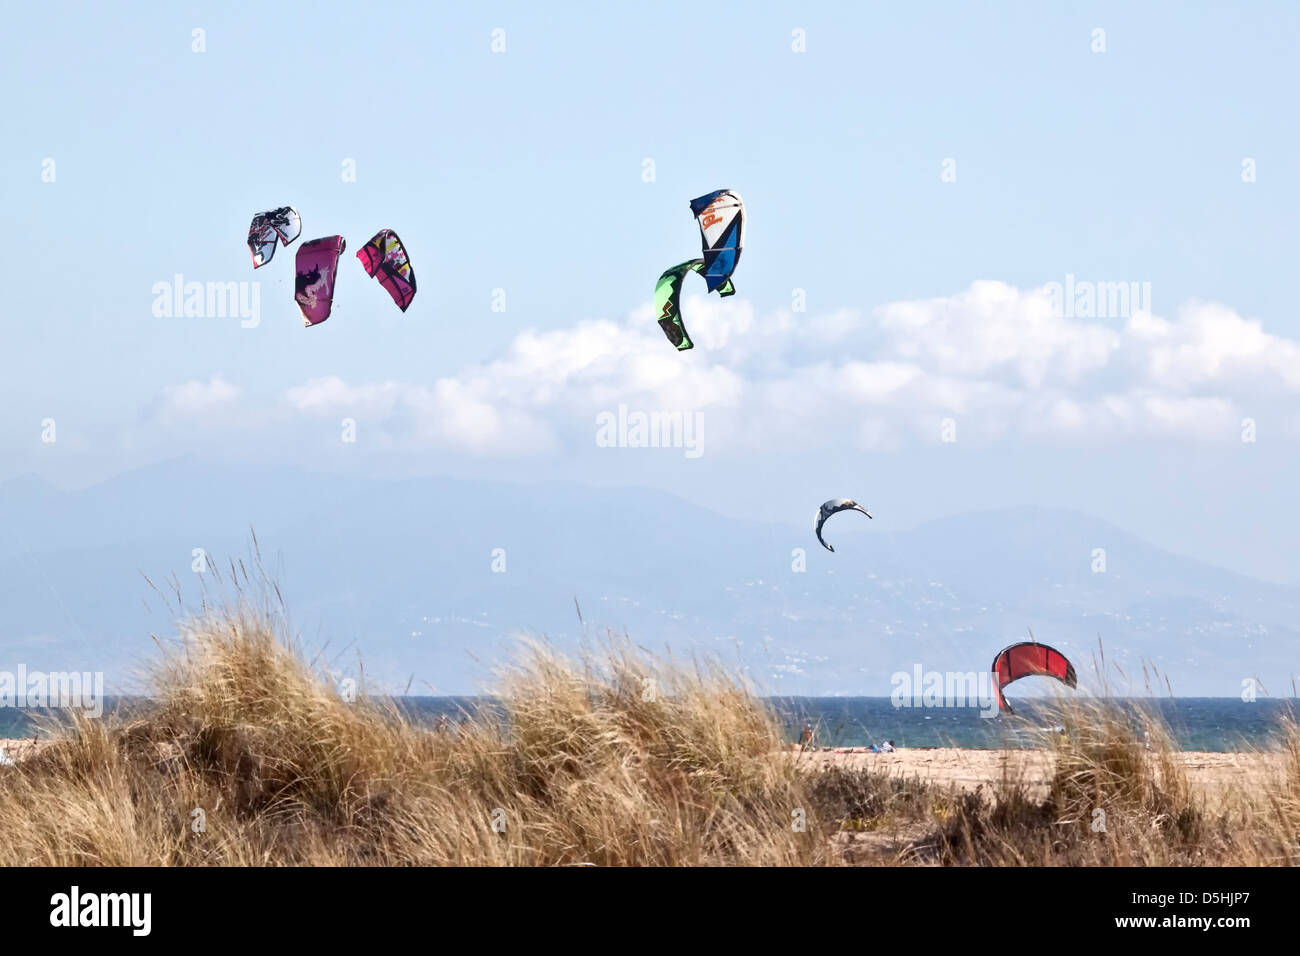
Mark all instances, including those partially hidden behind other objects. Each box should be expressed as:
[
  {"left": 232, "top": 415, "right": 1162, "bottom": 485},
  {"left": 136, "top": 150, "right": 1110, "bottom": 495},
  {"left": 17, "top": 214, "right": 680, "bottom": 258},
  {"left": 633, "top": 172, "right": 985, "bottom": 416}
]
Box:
[{"left": 3, "top": 695, "right": 1291, "bottom": 753}]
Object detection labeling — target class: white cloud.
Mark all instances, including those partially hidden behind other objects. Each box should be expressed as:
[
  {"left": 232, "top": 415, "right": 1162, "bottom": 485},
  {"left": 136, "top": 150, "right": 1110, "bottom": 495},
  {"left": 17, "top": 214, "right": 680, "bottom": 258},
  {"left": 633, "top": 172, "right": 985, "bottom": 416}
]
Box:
[
  {"left": 157, "top": 375, "right": 241, "bottom": 418},
  {"left": 1134, "top": 302, "right": 1300, "bottom": 391},
  {"left": 876, "top": 280, "right": 1121, "bottom": 388},
  {"left": 284, "top": 375, "right": 555, "bottom": 455},
  {"left": 165, "top": 282, "right": 1300, "bottom": 455}
]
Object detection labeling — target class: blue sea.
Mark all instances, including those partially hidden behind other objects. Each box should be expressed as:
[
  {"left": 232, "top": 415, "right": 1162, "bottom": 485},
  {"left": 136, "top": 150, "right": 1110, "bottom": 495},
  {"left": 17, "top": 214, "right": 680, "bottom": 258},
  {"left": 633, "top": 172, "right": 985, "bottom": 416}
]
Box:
[
  {"left": 2, "top": 697, "right": 1293, "bottom": 753},
  {"left": 767, "top": 697, "right": 1300, "bottom": 752}
]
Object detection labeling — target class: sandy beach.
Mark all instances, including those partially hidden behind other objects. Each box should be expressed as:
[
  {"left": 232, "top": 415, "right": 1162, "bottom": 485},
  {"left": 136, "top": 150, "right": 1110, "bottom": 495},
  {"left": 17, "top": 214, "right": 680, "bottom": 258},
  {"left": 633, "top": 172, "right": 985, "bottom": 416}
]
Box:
[
  {"left": 2, "top": 731, "right": 1280, "bottom": 798},
  {"left": 0, "top": 738, "right": 46, "bottom": 764},
  {"left": 787, "top": 746, "right": 1287, "bottom": 802}
]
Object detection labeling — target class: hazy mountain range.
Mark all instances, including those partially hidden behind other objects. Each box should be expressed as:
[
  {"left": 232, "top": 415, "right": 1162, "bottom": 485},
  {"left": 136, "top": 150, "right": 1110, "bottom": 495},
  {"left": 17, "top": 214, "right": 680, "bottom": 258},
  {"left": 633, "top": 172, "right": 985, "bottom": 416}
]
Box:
[{"left": 1, "top": 459, "right": 1295, "bottom": 696}]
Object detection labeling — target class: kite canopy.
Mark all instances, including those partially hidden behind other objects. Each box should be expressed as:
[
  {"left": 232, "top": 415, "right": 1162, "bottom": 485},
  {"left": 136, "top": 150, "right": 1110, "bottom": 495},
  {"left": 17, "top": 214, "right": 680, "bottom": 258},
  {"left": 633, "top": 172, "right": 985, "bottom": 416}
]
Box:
[
  {"left": 991, "top": 641, "right": 1078, "bottom": 715},
  {"left": 295, "top": 236, "right": 346, "bottom": 327},
  {"left": 356, "top": 229, "right": 417, "bottom": 312},
  {"left": 689, "top": 189, "right": 744, "bottom": 295},
  {"left": 814, "top": 498, "right": 873, "bottom": 552},
  {"left": 654, "top": 259, "right": 732, "bottom": 351},
  {"left": 247, "top": 206, "right": 301, "bottom": 268},
  {"left": 653, "top": 190, "right": 743, "bottom": 351}
]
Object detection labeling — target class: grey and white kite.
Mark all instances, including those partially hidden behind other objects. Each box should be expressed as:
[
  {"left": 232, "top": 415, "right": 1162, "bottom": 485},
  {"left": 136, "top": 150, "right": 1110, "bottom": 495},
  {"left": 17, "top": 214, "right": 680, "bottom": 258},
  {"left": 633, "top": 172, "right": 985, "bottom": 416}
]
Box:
[
  {"left": 247, "top": 206, "right": 302, "bottom": 268},
  {"left": 814, "top": 498, "right": 873, "bottom": 552}
]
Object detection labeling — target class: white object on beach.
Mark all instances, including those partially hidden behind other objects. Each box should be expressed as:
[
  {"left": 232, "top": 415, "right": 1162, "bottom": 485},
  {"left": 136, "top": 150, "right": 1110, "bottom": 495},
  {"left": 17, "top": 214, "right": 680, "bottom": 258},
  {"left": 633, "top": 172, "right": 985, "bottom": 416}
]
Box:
[{"left": 0, "top": 749, "right": 13, "bottom": 766}]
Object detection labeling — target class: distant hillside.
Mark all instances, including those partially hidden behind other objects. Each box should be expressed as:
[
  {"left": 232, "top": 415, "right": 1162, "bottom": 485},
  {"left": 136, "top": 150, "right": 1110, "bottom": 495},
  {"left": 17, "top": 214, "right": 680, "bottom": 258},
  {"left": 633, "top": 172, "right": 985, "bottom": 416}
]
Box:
[{"left": 2, "top": 460, "right": 1295, "bottom": 695}]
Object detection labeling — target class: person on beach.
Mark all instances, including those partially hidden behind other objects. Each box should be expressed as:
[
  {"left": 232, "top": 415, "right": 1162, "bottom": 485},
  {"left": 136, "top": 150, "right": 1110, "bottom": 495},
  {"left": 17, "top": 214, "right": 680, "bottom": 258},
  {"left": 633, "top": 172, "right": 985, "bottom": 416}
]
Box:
[
  {"left": 879, "top": 740, "right": 895, "bottom": 753},
  {"left": 799, "top": 723, "right": 815, "bottom": 752}
]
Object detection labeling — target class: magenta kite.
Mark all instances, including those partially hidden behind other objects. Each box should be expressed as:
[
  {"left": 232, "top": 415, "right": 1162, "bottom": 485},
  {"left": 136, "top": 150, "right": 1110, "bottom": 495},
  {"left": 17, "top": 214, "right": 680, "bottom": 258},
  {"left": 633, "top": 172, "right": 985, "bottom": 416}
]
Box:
[
  {"left": 356, "top": 229, "right": 417, "bottom": 313},
  {"left": 294, "top": 236, "right": 346, "bottom": 327}
]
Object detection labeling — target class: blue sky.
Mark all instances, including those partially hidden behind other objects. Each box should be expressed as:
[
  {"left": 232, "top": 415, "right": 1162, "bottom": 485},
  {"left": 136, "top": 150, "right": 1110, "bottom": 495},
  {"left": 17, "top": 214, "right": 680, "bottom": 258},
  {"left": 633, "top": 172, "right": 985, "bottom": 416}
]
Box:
[{"left": 4, "top": 1, "right": 1300, "bottom": 581}]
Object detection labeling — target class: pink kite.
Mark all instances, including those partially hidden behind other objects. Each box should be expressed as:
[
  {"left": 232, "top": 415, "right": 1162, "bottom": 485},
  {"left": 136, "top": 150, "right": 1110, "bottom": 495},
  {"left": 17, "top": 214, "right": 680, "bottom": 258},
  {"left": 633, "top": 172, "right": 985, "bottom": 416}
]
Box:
[
  {"left": 356, "top": 229, "right": 417, "bottom": 312},
  {"left": 295, "top": 236, "right": 346, "bottom": 327}
]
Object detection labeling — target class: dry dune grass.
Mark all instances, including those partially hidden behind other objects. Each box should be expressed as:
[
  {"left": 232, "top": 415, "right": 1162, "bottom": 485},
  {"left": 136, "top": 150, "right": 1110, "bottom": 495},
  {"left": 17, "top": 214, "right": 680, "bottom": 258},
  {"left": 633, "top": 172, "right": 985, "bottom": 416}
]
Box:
[
  {"left": 0, "top": 597, "right": 831, "bottom": 866},
  {"left": 2, "top": 591, "right": 1300, "bottom": 866},
  {"left": 901, "top": 701, "right": 1300, "bottom": 866}
]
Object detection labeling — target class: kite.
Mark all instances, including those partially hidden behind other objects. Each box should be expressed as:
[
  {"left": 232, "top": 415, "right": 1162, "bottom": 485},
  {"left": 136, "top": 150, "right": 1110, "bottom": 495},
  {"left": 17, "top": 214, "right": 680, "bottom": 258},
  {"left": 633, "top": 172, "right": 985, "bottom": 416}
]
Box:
[
  {"left": 356, "top": 229, "right": 417, "bottom": 312},
  {"left": 689, "top": 189, "right": 744, "bottom": 295},
  {"left": 295, "top": 236, "right": 346, "bottom": 327},
  {"left": 814, "top": 499, "right": 873, "bottom": 552},
  {"left": 991, "top": 641, "right": 1078, "bottom": 715},
  {"left": 654, "top": 259, "right": 733, "bottom": 351},
  {"left": 653, "top": 190, "right": 744, "bottom": 351},
  {"left": 247, "top": 207, "right": 301, "bottom": 268}
]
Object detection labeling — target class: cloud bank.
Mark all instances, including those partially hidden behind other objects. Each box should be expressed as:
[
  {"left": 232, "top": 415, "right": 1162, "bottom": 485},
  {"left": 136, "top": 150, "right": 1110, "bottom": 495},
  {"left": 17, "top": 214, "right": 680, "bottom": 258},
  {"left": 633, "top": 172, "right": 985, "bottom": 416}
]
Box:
[{"left": 171, "top": 281, "right": 1298, "bottom": 455}]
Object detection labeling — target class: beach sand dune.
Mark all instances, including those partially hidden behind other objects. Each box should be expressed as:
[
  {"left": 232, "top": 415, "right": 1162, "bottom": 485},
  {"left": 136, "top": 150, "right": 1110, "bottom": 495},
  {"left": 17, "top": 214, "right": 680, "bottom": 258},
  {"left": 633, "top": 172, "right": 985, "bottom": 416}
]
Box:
[{"left": 787, "top": 746, "right": 1285, "bottom": 804}]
